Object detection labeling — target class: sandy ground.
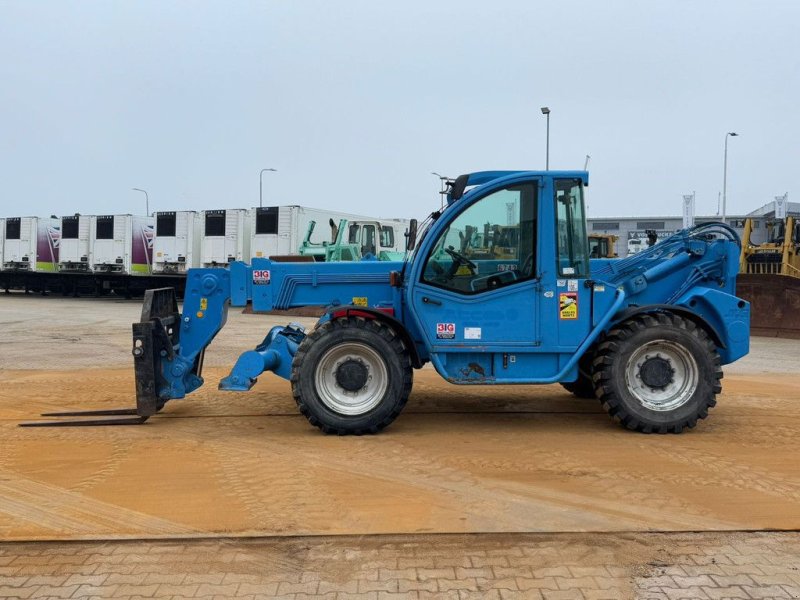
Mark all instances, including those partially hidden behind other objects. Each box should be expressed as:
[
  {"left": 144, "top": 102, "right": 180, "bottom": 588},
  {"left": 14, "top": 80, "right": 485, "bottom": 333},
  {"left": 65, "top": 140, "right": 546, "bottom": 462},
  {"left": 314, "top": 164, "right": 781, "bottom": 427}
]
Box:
[{"left": 1, "top": 294, "right": 799, "bottom": 543}]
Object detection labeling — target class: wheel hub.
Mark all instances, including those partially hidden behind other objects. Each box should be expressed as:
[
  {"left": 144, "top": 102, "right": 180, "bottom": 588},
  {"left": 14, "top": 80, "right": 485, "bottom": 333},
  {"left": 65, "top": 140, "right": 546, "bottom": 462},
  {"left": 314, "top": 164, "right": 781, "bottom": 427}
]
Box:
[
  {"left": 335, "top": 359, "right": 369, "bottom": 392},
  {"left": 639, "top": 355, "right": 674, "bottom": 389}
]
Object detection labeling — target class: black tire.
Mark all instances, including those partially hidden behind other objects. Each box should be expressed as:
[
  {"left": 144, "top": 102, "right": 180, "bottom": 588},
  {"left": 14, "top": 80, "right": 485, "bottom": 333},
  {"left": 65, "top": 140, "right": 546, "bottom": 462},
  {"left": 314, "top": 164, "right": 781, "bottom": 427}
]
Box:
[
  {"left": 561, "top": 352, "right": 596, "bottom": 399},
  {"left": 290, "top": 316, "right": 413, "bottom": 435},
  {"left": 592, "top": 313, "right": 722, "bottom": 433},
  {"left": 560, "top": 376, "right": 596, "bottom": 399}
]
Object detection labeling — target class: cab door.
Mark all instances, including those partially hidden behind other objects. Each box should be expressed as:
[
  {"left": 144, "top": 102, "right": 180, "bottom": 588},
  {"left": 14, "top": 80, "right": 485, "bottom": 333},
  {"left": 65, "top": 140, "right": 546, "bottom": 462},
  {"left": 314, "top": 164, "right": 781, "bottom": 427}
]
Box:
[{"left": 407, "top": 180, "right": 541, "bottom": 382}]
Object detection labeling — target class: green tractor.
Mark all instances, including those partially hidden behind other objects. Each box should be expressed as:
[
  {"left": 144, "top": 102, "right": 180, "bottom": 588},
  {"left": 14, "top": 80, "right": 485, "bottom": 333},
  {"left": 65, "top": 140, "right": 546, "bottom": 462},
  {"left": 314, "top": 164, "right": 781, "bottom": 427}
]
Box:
[{"left": 298, "top": 218, "right": 405, "bottom": 262}]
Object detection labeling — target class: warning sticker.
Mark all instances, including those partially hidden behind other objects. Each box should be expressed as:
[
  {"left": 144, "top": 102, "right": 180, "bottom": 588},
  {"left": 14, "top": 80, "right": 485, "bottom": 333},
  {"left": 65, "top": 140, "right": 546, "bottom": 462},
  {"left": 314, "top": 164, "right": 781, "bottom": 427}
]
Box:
[
  {"left": 559, "top": 293, "right": 578, "bottom": 320},
  {"left": 253, "top": 269, "right": 271, "bottom": 285},
  {"left": 436, "top": 323, "right": 456, "bottom": 339},
  {"left": 352, "top": 297, "right": 368, "bottom": 306}
]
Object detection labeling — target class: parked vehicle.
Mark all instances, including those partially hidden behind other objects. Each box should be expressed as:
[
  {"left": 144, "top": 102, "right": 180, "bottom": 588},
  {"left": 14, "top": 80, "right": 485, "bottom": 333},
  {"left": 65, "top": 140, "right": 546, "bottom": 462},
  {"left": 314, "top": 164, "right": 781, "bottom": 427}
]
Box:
[{"left": 30, "top": 170, "right": 750, "bottom": 436}]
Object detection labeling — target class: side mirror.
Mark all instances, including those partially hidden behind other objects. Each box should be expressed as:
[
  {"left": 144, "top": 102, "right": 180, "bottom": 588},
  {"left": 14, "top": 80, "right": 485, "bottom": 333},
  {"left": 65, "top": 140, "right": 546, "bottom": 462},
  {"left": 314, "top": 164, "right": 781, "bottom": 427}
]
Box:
[{"left": 406, "top": 219, "right": 418, "bottom": 252}]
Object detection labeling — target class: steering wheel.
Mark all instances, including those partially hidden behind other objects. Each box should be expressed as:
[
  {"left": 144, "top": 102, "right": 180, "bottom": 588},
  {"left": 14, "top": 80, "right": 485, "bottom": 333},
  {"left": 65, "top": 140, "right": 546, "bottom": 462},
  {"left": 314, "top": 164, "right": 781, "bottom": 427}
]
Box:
[{"left": 444, "top": 246, "right": 477, "bottom": 275}]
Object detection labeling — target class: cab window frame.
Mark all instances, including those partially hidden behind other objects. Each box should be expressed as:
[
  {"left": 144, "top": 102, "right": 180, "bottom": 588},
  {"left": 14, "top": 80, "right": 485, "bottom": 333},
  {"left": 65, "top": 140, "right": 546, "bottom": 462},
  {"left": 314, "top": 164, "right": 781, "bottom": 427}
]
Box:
[{"left": 419, "top": 181, "right": 538, "bottom": 296}]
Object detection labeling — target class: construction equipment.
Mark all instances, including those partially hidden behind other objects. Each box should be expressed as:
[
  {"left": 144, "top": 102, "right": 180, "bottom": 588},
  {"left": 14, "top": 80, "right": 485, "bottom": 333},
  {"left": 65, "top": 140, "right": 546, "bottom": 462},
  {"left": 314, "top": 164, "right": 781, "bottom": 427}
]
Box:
[
  {"left": 25, "top": 170, "right": 750, "bottom": 433},
  {"left": 739, "top": 217, "right": 800, "bottom": 277},
  {"left": 737, "top": 217, "right": 800, "bottom": 338},
  {"left": 298, "top": 218, "right": 406, "bottom": 261},
  {"left": 588, "top": 233, "right": 618, "bottom": 258}
]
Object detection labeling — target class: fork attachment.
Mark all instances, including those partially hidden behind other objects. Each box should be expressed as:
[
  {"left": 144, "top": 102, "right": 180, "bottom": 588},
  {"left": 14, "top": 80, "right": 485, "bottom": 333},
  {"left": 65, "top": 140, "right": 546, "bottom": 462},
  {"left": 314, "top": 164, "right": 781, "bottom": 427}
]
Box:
[{"left": 19, "top": 288, "right": 181, "bottom": 427}]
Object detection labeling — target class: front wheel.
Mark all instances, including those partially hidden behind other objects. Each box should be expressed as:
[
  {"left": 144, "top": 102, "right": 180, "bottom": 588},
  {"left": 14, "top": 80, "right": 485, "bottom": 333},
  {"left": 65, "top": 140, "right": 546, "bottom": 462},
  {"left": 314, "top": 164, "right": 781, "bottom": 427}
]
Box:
[
  {"left": 592, "top": 313, "right": 722, "bottom": 433},
  {"left": 290, "top": 316, "right": 413, "bottom": 434}
]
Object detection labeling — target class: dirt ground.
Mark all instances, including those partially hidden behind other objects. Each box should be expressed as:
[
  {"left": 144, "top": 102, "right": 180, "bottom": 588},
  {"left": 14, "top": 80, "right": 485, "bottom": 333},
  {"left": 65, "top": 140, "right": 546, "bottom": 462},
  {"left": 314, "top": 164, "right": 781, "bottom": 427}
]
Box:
[{"left": 1, "top": 294, "right": 800, "bottom": 543}]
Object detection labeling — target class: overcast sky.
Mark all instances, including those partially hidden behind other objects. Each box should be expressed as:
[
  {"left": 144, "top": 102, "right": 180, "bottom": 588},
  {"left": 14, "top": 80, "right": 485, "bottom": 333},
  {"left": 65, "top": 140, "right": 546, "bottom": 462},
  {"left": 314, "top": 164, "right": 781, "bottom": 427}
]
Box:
[{"left": 0, "top": 1, "right": 797, "bottom": 221}]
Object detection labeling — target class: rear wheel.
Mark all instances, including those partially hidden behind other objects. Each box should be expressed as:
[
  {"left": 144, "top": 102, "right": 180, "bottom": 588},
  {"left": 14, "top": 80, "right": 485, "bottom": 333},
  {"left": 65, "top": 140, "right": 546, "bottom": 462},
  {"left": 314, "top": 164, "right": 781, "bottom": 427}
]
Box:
[
  {"left": 592, "top": 313, "right": 721, "bottom": 433},
  {"left": 290, "top": 316, "right": 413, "bottom": 434}
]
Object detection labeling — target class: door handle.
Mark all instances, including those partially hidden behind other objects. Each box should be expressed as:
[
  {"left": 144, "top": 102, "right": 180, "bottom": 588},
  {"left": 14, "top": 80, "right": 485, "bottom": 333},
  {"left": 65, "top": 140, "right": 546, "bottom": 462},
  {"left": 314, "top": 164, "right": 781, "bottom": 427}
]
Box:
[{"left": 422, "top": 296, "right": 442, "bottom": 306}]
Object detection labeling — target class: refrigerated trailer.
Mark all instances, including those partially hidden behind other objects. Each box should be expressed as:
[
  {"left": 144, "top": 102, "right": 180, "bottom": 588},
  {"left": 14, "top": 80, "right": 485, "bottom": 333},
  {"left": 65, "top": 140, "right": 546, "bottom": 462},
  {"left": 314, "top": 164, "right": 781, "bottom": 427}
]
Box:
[
  {"left": 90, "top": 215, "right": 154, "bottom": 275},
  {"left": 200, "top": 209, "right": 249, "bottom": 267},
  {"left": 58, "top": 215, "right": 92, "bottom": 272},
  {"left": 1, "top": 217, "right": 60, "bottom": 272},
  {"left": 153, "top": 211, "right": 201, "bottom": 274}
]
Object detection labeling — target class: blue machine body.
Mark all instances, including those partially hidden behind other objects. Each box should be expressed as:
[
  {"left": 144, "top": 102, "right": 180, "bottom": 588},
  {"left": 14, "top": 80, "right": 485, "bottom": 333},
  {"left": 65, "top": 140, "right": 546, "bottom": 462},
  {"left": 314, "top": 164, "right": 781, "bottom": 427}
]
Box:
[{"left": 149, "top": 170, "right": 750, "bottom": 403}]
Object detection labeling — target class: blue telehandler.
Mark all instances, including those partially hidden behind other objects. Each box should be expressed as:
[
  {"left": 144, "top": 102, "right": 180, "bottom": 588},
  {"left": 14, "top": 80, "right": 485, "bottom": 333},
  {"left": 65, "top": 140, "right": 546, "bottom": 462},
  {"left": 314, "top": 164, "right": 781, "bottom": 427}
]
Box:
[{"left": 28, "top": 170, "right": 751, "bottom": 433}]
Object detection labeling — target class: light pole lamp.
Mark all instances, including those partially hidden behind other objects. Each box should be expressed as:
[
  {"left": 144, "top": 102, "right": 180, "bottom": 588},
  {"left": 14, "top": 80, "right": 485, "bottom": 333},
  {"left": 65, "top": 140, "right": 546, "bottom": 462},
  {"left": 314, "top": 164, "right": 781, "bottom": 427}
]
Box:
[
  {"left": 259, "top": 168, "right": 277, "bottom": 208},
  {"left": 540, "top": 107, "right": 551, "bottom": 170},
  {"left": 722, "top": 132, "right": 738, "bottom": 224},
  {"left": 132, "top": 188, "right": 149, "bottom": 216}
]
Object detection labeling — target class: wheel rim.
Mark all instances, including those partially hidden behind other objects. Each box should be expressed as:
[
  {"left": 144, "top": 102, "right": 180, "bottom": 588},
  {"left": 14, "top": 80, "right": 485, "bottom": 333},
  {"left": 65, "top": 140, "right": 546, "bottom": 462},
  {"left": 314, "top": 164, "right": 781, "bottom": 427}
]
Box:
[
  {"left": 625, "top": 339, "right": 699, "bottom": 411},
  {"left": 315, "top": 342, "right": 388, "bottom": 415}
]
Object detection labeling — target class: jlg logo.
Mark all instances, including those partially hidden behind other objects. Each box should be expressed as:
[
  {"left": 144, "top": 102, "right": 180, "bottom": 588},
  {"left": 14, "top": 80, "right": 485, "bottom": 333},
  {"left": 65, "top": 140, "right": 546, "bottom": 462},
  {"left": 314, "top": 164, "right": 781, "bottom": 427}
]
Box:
[
  {"left": 252, "top": 269, "right": 271, "bottom": 285},
  {"left": 436, "top": 323, "right": 455, "bottom": 339}
]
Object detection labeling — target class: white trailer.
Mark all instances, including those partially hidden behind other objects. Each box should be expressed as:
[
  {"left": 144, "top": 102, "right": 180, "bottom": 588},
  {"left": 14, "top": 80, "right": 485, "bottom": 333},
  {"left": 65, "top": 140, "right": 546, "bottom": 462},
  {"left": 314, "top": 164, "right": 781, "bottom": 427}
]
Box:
[
  {"left": 58, "top": 215, "right": 92, "bottom": 272},
  {"left": 2, "top": 217, "right": 60, "bottom": 272},
  {"left": 90, "top": 214, "right": 154, "bottom": 275},
  {"left": 153, "top": 211, "right": 201, "bottom": 274},
  {"left": 250, "top": 205, "right": 410, "bottom": 259},
  {"left": 200, "top": 209, "right": 249, "bottom": 267}
]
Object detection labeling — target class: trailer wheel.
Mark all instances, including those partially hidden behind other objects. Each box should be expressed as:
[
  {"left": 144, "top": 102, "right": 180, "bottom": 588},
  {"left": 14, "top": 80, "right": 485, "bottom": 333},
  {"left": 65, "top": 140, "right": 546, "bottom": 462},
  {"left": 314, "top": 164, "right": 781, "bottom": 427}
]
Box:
[
  {"left": 291, "top": 316, "right": 413, "bottom": 435},
  {"left": 592, "top": 313, "right": 721, "bottom": 433}
]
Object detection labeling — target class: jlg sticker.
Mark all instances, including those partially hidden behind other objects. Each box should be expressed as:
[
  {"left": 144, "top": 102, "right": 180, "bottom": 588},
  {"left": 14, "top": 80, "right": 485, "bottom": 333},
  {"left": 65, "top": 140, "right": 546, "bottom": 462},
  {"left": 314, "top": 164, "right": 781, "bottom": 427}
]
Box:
[
  {"left": 559, "top": 293, "right": 578, "bottom": 320},
  {"left": 352, "top": 297, "right": 368, "bottom": 306},
  {"left": 252, "top": 269, "right": 271, "bottom": 285},
  {"left": 436, "top": 323, "right": 456, "bottom": 339}
]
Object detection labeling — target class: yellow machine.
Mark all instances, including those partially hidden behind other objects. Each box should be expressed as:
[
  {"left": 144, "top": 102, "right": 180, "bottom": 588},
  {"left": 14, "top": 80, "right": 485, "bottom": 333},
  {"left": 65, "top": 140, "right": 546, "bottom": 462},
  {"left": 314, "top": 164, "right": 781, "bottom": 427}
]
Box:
[
  {"left": 739, "top": 217, "right": 800, "bottom": 277},
  {"left": 459, "top": 224, "right": 519, "bottom": 260},
  {"left": 588, "top": 233, "right": 619, "bottom": 258},
  {"left": 737, "top": 216, "right": 800, "bottom": 338}
]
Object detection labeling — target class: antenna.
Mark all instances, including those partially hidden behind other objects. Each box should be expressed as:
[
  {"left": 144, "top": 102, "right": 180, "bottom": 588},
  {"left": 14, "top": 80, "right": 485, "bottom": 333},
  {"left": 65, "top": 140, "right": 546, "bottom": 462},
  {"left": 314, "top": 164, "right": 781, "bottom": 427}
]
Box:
[{"left": 583, "top": 155, "right": 591, "bottom": 170}]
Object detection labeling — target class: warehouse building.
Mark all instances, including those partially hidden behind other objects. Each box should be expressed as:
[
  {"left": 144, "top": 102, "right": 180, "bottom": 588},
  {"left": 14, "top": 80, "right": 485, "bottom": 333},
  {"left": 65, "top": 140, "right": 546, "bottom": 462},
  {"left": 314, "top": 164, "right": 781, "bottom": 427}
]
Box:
[{"left": 588, "top": 199, "right": 798, "bottom": 257}]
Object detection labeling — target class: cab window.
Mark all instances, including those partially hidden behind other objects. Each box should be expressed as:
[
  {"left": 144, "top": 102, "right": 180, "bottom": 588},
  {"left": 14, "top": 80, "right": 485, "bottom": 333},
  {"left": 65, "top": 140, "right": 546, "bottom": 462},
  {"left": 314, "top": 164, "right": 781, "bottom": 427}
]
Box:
[
  {"left": 421, "top": 183, "right": 537, "bottom": 294},
  {"left": 555, "top": 179, "right": 589, "bottom": 277},
  {"left": 380, "top": 226, "right": 394, "bottom": 248}
]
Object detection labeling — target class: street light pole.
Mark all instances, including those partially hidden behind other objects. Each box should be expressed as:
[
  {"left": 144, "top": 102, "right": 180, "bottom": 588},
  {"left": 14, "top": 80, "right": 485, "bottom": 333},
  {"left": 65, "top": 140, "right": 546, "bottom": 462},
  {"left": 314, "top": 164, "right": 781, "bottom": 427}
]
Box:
[
  {"left": 259, "top": 168, "right": 277, "bottom": 208},
  {"left": 132, "top": 188, "right": 149, "bottom": 216},
  {"left": 540, "top": 107, "right": 551, "bottom": 170},
  {"left": 722, "top": 132, "right": 738, "bottom": 224}
]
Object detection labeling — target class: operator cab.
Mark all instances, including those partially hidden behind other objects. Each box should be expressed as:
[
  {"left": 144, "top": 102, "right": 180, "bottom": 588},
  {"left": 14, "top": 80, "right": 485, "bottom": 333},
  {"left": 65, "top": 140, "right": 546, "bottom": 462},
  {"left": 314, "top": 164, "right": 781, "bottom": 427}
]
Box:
[{"left": 407, "top": 171, "right": 597, "bottom": 383}]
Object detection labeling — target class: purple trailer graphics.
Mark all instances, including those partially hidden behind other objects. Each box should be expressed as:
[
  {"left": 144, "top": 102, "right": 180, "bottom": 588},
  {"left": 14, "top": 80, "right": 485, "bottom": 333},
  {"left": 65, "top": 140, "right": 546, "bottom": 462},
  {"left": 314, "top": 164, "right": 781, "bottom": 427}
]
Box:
[
  {"left": 90, "top": 214, "right": 154, "bottom": 275},
  {"left": 2, "top": 217, "right": 59, "bottom": 272}
]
